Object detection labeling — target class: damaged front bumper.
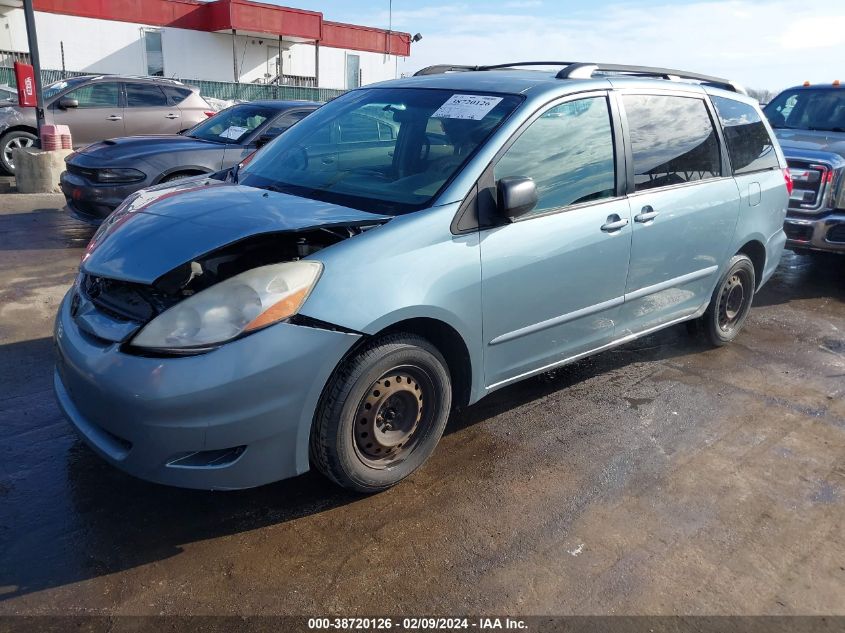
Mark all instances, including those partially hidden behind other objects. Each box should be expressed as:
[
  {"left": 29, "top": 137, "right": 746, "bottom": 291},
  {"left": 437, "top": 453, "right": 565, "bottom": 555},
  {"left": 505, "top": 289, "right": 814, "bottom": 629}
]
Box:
[{"left": 53, "top": 289, "right": 361, "bottom": 490}]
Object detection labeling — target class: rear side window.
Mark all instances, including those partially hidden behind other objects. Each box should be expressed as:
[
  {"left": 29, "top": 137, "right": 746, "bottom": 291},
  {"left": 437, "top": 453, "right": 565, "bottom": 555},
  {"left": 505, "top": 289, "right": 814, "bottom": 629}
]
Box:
[
  {"left": 494, "top": 96, "right": 616, "bottom": 214},
  {"left": 162, "top": 86, "right": 193, "bottom": 106},
  {"left": 623, "top": 94, "right": 721, "bottom": 191},
  {"left": 711, "top": 96, "right": 779, "bottom": 174},
  {"left": 126, "top": 83, "right": 168, "bottom": 107}
]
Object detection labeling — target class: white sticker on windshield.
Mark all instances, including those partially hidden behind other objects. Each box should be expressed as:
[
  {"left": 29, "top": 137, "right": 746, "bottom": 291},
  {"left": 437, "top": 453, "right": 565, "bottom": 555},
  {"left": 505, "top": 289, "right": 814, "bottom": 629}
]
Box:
[
  {"left": 219, "top": 125, "right": 248, "bottom": 140},
  {"left": 432, "top": 94, "right": 503, "bottom": 120}
]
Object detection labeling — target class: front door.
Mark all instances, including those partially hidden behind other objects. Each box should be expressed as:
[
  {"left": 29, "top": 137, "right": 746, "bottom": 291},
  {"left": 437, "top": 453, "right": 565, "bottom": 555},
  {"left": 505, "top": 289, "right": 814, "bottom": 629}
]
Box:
[
  {"left": 50, "top": 81, "right": 124, "bottom": 146},
  {"left": 480, "top": 94, "right": 632, "bottom": 390},
  {"left": 617, "top": 92, "right": 741, "bottom": 335}
]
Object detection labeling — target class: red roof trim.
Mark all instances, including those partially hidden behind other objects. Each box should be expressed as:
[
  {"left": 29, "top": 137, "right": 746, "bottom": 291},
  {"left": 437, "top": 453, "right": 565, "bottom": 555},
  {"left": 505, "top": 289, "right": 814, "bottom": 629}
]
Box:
[{"left": 32, "top": 0, "right": 411, "bottom": 55}]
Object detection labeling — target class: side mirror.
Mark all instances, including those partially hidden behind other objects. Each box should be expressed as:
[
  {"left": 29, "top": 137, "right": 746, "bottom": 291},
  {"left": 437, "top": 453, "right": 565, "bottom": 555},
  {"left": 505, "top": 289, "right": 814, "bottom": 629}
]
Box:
[
  {"left": 58, "top": 97, "right": 79, "bottom": 110},
  {"left": 497, "top": 177, "right": 538, "bottom": 220}
]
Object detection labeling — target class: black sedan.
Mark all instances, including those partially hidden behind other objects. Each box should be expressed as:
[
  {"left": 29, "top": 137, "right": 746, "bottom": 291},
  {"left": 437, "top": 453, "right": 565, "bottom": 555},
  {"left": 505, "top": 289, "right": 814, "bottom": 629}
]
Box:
[{"left": 60, "top": 100, "right": 319, "bottom": 224}]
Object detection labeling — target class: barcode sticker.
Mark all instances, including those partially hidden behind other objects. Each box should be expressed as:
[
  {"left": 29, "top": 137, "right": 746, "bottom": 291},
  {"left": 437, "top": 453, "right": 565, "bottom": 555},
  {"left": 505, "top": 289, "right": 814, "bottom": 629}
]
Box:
[{"left": 432, "top": 94, "right": 503, "bottom": 120}]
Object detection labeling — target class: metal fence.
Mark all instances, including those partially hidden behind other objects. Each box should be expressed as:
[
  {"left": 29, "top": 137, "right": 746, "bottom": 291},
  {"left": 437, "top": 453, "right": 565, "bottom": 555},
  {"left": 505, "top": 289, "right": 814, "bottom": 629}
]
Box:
[{"left": 0, "top": 67, "right": 345, "bottom": 102}]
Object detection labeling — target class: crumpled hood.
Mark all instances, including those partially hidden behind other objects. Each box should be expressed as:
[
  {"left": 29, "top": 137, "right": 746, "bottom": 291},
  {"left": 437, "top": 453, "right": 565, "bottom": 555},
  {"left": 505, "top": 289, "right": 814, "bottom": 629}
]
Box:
[
  {"left": 773, "top": 128, "right": 845, "bottom": 157},
  {"left": 75, "top": 135, "right": 219, "bottom": 162},
  {"left": 81, "top": 178, "right": 390, "bottom": 284}
]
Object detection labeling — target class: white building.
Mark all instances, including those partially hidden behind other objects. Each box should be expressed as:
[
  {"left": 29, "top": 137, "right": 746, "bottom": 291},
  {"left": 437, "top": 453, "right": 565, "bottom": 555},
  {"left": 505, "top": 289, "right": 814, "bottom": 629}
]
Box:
[{"left": 0, "top": 0, "right": 414, "bottom": 90}]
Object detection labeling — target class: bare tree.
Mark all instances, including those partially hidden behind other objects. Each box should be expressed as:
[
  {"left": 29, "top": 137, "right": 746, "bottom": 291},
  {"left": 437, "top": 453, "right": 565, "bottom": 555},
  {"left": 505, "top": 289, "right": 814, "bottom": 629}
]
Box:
[{"left": 746, "top": 87, "right": 778, "bottom": 105}]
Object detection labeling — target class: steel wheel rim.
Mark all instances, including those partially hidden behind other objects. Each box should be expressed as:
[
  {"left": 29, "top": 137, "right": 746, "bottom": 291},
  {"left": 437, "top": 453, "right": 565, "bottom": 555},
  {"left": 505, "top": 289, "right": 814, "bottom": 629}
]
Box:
[
  {"left": 352, "top": 364, "right": 435, "bottom": 469},
  {"left": 3, "top": 136, "right": 34, "bottom": 168},
  {"left": 718, "top": 269, "right": 751, "bottom": 333}
]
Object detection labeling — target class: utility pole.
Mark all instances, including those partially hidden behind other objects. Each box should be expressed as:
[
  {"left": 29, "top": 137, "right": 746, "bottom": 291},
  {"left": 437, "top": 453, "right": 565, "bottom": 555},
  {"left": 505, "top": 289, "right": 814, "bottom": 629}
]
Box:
[{"left": 22, "top": 0, "right": 45, "bottom": 145}]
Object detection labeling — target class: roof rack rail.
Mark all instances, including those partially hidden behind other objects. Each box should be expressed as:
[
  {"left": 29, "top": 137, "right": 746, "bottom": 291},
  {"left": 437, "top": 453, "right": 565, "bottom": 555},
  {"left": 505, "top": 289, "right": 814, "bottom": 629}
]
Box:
[
  {"left": 412, "top": 61, "right": 746, "bottom": 95},
  {"left": 555, "top": 63, "right": 747, "bottom": 95},
  {"left": 414, "top": 61, "right": 576, "bottom": 76}
]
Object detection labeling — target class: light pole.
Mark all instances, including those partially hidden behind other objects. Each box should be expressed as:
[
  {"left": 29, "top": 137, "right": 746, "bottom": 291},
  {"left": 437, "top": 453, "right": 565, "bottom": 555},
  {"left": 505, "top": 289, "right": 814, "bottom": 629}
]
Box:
[{"left": 22, "top": 0, "right": 45, "bottom": 145}]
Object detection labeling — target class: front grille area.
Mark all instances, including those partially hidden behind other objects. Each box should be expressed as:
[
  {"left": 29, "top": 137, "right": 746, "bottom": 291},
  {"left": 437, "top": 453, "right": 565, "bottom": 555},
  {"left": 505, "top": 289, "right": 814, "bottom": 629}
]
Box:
[
  {"left": 788, "top": 160, "right": 831, "bottom": 212},
  {"left": 827, "top": 223, "right": 845, "bottom": 244},
  {"left": 79, "top": 274, "right": 177, "bottom": 323},
  {"left": 784, "top": 223, "right": 813, "bottom": 242}
]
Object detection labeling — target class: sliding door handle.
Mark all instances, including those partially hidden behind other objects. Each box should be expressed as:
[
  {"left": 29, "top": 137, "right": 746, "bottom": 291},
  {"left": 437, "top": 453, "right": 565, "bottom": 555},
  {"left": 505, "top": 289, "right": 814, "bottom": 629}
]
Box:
[
  {"left": 601, "top": 215, "right": 629, "bottom": 232},
  {"left": 634, "top": 205, "right": 659, "bottom": 223}
]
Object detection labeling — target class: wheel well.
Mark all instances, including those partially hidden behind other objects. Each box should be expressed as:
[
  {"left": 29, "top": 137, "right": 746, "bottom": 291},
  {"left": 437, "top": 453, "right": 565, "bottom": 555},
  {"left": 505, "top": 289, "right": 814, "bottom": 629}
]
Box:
[
  {"left": 157, "top": 169, "right": 207, "bottom": 184},
  {"left": 377, "top": 317, "right": 472, "bottom": 409},
  {"left": 0, "top": 125, "right": 38, "bottom": 139},
  {"left": 737, "top": 240, "right": 766, "bottom": 289}
]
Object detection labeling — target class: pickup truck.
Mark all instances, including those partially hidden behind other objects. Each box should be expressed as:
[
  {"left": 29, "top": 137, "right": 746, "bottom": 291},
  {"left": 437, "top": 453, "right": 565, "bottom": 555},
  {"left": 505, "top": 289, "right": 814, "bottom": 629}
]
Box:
[{"left": 763, "top": 82, "right": 845, "bottom": 256}]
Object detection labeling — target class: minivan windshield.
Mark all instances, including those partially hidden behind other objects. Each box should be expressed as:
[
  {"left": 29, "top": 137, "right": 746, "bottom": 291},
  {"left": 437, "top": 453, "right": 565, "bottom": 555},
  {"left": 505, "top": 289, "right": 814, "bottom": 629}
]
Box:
[
  {"left": 186, "top": 104, "right": 277, "bottom": 144},
  {"left": 238, "top": 88, "right": 522, "bottom": 214},
  {"left": 764, "top": 88, "right": 845, "bottom": 132}
]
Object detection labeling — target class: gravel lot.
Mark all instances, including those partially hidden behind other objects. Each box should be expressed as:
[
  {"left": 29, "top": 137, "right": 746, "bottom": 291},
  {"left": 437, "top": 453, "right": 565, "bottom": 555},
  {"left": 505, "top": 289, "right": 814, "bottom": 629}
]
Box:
[{"left": 1, "top": 194, "right": 844, "bottom": 616}]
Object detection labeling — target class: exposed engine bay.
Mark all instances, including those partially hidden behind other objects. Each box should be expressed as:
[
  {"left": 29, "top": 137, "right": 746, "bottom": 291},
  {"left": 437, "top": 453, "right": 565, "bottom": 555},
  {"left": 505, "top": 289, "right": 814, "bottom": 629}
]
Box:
[{"left": 78, "top": 225, "right": 375, "bottom": 325}]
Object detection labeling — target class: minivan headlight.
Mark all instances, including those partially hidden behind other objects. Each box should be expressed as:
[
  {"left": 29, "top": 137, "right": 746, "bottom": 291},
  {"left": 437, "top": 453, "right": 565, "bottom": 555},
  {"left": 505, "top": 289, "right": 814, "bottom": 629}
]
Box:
[{"left": 131, "top": 261, "right": 322, "bottom": 350}]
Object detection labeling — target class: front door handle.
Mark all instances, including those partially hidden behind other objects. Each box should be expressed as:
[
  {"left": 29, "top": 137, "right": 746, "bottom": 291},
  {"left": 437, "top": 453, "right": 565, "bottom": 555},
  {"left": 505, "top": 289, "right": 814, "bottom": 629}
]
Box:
[
  {"left": 165, "top": 113, "right": 180, "bottom": 119},
  {"left": 601, "top": 214, "right": 629, "bottom": 232},
  {"left": 106, "top": 115, "right": 122, "bottom": 121},
  {"left": 634, "top": 205, "right": 660, "bottom": 223}
]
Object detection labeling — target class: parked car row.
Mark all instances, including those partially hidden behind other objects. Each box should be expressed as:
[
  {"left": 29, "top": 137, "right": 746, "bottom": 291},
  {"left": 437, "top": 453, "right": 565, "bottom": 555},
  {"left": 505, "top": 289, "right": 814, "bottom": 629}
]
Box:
[
  {"left": 0, "top": 74, "right": 213, "bottom": 173},
  {"left": 53, "top": 61, "right": 803, "bottom": 494},
  {"left": 60, "top": 100, "right": 319, "bottom": 223}
]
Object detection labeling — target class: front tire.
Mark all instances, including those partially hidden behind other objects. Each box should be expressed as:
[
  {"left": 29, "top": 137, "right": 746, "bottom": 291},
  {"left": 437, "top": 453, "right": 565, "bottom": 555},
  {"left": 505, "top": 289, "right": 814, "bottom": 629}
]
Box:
[
  {"left": 702, "top": 254, "right": 756, "bottom": 346},
  {"left": 310, "top": 333, "right": 452, "bottom": 493},
  {"left": 0, "top": 130, "right": 37, "bottom": 174}
]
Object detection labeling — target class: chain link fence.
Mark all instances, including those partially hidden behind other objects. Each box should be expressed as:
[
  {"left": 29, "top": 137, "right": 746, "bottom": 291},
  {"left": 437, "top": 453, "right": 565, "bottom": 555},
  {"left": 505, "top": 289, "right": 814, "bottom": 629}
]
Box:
[{"left": 0, "top": 68, "right": 345, "bottom": 103}]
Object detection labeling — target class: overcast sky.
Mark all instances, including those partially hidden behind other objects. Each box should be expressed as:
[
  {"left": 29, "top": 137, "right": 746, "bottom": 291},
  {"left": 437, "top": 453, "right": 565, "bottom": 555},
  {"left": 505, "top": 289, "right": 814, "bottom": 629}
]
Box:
[{"left": 284, "top": 0, "right": 845, "bottom": 91}]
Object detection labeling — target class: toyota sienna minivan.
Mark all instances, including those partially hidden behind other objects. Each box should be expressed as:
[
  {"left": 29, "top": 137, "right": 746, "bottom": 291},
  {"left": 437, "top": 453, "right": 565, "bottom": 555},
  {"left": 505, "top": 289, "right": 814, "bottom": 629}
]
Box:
[{"left": 54, "top": 62, "right": 790, "bottom": 492}]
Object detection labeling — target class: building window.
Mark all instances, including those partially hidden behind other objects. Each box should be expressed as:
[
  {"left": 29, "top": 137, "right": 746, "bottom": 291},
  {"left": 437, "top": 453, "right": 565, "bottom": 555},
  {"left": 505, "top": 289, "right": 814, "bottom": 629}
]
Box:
[
  {"left": 143, "top": 29, "right": 164, "bottom": 77},
  {"left": 345, "top": 54, "right": 360, "bottom": 89}
]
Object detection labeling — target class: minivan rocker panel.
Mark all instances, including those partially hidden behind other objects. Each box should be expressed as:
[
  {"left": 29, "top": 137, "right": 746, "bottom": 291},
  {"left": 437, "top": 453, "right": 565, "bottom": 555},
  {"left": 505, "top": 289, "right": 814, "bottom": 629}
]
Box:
[{"left": 55, "top": 65, "right": 789, "bottom": 492}]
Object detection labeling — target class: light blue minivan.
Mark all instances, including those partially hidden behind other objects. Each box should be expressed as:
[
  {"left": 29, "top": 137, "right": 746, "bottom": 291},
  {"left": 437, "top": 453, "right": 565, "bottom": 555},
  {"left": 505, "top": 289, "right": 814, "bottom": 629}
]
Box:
[{"left": 54, "top": 62, "right": 791, "bottom": 492}]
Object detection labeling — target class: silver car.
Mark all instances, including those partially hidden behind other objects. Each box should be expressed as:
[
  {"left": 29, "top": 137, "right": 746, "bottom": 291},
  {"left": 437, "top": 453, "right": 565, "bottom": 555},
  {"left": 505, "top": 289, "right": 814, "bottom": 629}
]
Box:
[
  {"left": 54, "top": 62, "right": 789, "bottom": 493},
  {"left": 0, "top": 75, "right": 212, "bottom": 173}
]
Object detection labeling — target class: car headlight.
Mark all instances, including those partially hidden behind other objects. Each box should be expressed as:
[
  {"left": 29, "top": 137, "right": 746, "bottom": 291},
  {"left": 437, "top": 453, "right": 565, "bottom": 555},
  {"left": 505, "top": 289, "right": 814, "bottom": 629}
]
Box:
[
  {"left": 131, "top": 261, "right": 322, "bottom": 351},
  {"left": 95, "top": 167, "right": 146, "bottom": 183}
]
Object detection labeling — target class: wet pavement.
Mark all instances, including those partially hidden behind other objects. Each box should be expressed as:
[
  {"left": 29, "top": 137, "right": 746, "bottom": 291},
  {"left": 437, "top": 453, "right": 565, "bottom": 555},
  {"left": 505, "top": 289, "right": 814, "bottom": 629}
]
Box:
[{"left": 0, "top": 194, "right": 844, "bottom": 615}]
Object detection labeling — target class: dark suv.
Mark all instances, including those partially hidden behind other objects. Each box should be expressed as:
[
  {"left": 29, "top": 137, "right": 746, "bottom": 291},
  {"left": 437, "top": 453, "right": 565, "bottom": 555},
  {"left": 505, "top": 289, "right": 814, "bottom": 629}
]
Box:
[
  {"left": 0, "top": 75, "right": 212, "bottom": 173},
  {"left": 763, "top": 82, "right": 845, "bottom": 255}
]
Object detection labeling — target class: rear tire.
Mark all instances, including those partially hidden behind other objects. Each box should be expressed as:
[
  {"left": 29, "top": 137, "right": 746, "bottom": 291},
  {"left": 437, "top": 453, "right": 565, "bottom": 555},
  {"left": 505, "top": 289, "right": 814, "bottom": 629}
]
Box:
[
  {"left": 0, "top": 130, "right": 37, "bottom": 174},
  {"left": 160, "top": 172, "right": 197, "bottom": 183},
  {"left": 701, "top": 254, "right": 756, "bottom": 347},
  {"left": 310, "top": 333, "right": 452, "bottom": 493}
]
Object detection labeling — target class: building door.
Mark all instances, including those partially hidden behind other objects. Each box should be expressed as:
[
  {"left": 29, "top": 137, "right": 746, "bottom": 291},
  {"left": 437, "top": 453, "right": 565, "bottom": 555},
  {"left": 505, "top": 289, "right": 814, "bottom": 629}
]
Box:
[{"left": 346, "top": 54, "right": 360, "bottom": 89}]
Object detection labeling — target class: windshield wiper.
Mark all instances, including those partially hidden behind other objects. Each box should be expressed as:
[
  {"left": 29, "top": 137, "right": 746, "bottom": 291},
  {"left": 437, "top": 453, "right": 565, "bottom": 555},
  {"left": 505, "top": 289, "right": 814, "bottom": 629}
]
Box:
[{"left": 807, "top": 126, "right": 845, "bottom": 133}]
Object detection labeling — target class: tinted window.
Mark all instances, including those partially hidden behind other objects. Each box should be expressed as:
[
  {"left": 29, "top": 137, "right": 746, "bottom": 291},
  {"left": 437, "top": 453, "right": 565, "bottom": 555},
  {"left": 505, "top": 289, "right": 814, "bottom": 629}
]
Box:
[
  {"left": 262, "top": 110, "right": 312, "bottom": 137},
  {"left": 64, "top": 82, "right": 119, "bottom": 108},
  {"left": 623, "top": 94, "right": 720, "bottom": 191},
  {"left": 764, "top": 88, "right": 845, "bottom": 132},
  {"left": 494, "top": 96, "right": 616, "bottom": 213},
  {"left": 126, "top": 83, "right": 168, "bottom": 107},
  {"left": 339, "top": 113, "right": 381, "bottom": 143},
  {"left": 162, "top": 86, "right": 193, "bottom": 106},
  {"left": 712, "top": 96, "right": 779, "bottom": 174}
]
